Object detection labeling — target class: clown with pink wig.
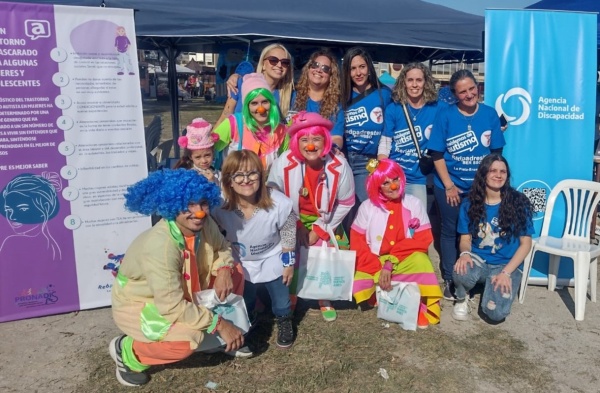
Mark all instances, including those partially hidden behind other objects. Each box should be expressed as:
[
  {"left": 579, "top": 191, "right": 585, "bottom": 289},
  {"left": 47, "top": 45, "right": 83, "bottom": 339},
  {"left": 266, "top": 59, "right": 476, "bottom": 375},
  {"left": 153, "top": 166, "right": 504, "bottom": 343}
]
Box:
[
  {"left": 350, "top": 159, "right": 442, "bottom": 329},
  {"left": 174, "top": 118, "right": 221, "bottom": 185},
  {"left": 268, "top": 111, "right": 355, "bottom": 322}
]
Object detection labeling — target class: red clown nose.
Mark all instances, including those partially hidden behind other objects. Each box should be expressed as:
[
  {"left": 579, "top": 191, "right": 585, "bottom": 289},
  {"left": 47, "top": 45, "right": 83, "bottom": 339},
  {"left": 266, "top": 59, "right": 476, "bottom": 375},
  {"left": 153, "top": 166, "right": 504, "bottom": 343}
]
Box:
[
  {"left": 307, "top": 144, "right": 316, "bottom": 151},
  {"left": 194, "top": 210, "right": 206, "bottom": 219},
  {"left": 390, "top": 183, "right": 399, "bottom": 191},
  {"left": 256, "top": 106, "right": 267, "bottom": 115}
]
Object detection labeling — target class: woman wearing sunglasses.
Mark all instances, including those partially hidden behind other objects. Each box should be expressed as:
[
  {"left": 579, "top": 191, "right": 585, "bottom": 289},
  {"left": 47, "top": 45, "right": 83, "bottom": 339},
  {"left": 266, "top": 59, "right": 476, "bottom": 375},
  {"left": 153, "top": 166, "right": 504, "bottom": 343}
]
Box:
[
  {"left": 211, "top": 150, "right": 297, "bottom": 349},
  {"left": 216, "top": 44, "right": 296, "bottom": 126},
  {"left": 331, "top": 47, "right": 392, "bottom": 205},
  {"left": 290, "top": 49, "right": 341, "bottom": 122}
]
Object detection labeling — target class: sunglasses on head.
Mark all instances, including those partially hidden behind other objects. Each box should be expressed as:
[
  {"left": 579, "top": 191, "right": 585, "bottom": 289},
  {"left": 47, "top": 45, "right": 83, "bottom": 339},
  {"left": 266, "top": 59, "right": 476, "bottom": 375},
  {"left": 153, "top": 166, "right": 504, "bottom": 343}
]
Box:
[
  {"left": 265, "top": 56, "right": 291, "bottom": 68},
  {"left": 309, "top": 61, "right": 331, "bottom": 74}
]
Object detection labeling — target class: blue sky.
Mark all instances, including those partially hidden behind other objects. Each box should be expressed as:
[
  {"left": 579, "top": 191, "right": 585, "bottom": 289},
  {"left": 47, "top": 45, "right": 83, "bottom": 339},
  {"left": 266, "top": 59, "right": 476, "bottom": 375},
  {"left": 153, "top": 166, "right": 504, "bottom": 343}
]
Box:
[{"left": 423, "top": 0, "right": 539, "bottom": 16}]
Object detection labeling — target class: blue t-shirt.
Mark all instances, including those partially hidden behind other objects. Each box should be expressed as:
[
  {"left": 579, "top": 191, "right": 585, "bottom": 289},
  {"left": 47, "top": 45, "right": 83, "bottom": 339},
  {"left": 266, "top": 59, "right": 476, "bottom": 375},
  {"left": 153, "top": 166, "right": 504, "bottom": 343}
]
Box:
[
  {"left": 331, "top": 87, "right": 392, "bottom": 156},
  {"left": 383, "top": 101, "right": 439, "bottom": 185},
  {"left": 458, "top": 199, "right": 534, "bottom": 265},
  {"left": 428, "top": 103, "right": 505, "bottom": 191}
]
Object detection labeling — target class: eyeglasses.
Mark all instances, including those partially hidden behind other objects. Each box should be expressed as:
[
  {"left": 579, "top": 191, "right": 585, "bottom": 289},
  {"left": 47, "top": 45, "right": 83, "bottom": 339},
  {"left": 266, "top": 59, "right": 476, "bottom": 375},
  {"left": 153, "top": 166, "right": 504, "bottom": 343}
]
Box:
[
  {"left": 231, "top": 171, "right": 261, "bottom": 184},
  {"left": 309, "top": 61, "right": 331, "bottom": 74},
  {"left": 265, "top": 56, "right": 291, "bottom": 69}
]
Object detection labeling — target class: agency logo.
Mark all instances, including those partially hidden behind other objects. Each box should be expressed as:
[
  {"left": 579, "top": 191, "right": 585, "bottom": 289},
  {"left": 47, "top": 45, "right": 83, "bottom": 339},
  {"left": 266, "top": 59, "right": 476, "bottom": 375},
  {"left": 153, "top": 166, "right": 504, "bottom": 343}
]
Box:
[
  {"left": 14, "top": 284, "right": 59, "bottom": 308},
  {"left": 25, "top": 20, "right": 51, "bottom": 40},
  {"left": 393, "top": 126, "right": 423, "bottom": 148},
  {"left": 102, "top": 252, "right": 125, "bottom": 277},
  {"left": 447, "top": 130, "right": 479, "bottom": 154},
  {"left": 495, "top": 87, "right": 532, "bottom": 126}
]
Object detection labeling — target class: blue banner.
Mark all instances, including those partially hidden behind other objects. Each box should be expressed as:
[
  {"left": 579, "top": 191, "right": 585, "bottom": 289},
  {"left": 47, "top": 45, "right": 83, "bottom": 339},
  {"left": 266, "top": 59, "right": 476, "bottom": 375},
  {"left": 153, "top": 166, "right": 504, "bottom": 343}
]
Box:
[{"left": 485, "top": 10, "right": 597, "bottom": 284}]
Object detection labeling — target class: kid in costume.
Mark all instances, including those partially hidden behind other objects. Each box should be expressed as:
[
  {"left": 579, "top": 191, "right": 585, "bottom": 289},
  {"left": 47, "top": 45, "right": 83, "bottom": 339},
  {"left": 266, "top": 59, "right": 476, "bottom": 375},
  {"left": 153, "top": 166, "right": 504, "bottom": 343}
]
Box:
[
  {"left": 351, "top": 159, "right": 442, "bottom": 328},
  {"left": 175, "top": 118, "right": 221, "bottom": 185},
  {"left": 214, "top": 73, "right": 288, "bottom": 172},
  {"left": 268, "top": 111, "right": 355, "bottom": 321},
  {"left": 109, "top": 169, "right": 247, "bottom": 387}
]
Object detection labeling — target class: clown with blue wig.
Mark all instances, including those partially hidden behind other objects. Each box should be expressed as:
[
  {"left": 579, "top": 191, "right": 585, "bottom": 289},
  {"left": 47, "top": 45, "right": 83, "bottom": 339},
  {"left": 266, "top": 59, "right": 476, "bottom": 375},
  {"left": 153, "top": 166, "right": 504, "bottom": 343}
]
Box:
[{"left": 108, "top": 169, "right": 249, "bottom": 387}]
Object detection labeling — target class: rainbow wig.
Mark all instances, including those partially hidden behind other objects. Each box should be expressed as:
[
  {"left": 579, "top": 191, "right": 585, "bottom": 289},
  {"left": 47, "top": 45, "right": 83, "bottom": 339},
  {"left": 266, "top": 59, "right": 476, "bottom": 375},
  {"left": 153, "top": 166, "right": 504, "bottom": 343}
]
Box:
[
  {"left": 288, "top": 125, "right": 333, "bottom": 162},
  {"left": 366, "top": 159, "right": 406, "bottom": 208},
  {"left": 242, "top": 88, "right": 280, "bottom": 133},
  {"left": 124, "top": 169, "right": 221, "bottom": 220}
]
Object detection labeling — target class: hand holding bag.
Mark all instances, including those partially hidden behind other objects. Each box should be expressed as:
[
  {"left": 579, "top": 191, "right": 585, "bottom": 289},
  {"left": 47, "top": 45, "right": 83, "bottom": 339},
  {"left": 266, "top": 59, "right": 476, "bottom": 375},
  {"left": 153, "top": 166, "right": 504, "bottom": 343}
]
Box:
[
  {"left": 194, "top": 289, "right": 251, "bottom": 351},
  {"left": 296, "top": 228, "right": 356, "bottom": 301},
  {"left": 376, "top": 281, "right": 421, "bottom": 331},
  {"left": 402, "top": 103, "right": 434, "bottom": 175}
]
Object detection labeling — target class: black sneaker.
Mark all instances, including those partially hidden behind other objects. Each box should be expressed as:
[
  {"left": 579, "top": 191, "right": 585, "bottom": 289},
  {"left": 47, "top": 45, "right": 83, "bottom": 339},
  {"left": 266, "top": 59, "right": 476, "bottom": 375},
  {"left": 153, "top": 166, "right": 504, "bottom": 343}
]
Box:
[
  {"left": 275, "top": 316, "right": 295, "bottom": 349},
  {"left": 443, "top": 280, "right": 456, "bottom": 301},
  {"left": 109, "top": 335, "right": 149, "bottom": 387}
]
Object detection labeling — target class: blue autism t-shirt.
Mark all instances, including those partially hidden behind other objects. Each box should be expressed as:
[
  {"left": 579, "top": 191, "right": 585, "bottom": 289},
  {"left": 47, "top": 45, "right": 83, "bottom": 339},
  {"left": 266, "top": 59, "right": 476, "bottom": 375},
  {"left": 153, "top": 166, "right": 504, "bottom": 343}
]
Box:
[
  {"left": 428, "top": 103, "right": 505, "bottom": 191},
  {"left": 331, "top": 87, "right": 392, "bottom": 156},
  {"left": 383, "top": 101, "right": 439, "bottom": 185}
]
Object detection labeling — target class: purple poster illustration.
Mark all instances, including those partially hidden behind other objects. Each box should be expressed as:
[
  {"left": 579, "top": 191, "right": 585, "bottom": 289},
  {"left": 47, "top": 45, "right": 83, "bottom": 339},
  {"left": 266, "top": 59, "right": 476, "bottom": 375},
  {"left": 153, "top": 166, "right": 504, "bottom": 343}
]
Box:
[{"left": 0, "top": 2, "right": 150, "bottom": 322}]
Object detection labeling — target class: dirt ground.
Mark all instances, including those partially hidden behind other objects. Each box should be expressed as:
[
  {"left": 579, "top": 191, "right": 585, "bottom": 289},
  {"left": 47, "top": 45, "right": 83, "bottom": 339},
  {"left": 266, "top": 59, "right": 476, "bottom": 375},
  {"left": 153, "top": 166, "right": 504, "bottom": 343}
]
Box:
[
  {"left": 2, "top": 100, "right": 599, "bottom": 392},
  {"left": 1, "top": 246, "right": 599, "bottom": 393}
]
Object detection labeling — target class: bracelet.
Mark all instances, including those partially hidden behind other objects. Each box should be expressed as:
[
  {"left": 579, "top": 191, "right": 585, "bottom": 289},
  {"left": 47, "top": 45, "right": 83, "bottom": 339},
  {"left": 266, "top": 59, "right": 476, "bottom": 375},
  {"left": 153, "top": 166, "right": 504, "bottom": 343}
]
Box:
[
  {"left": 459, "top": 251, "right": 472, "bottom": 258},
  {"left": 207, "top": 314, "right": 222, "bottom": 334},
  {"left": 281, "top": 250, "right": 296, "bottom": 267},
  {"left": 216, "top": 265, "right": 234, "bottom": 275},
  {"left": 501, "top": 269, "right": 511, "bottom": 277},
  {"left": 445, "top": 184, "right": 456, "bottom": 191}
]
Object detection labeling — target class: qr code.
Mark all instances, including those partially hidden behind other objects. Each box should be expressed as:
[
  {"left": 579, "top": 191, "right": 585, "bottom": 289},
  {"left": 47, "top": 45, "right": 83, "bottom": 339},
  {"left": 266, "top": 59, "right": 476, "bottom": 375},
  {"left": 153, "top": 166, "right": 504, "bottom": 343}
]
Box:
[{"left": 522, "top": 187, "right": 547, "bottom": 213}]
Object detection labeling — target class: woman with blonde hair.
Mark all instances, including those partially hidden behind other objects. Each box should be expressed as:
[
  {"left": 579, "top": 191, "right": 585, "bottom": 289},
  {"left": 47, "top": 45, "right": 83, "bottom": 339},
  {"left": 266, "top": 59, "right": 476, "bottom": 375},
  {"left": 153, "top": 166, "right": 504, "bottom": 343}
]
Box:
[
  {"left": 378, "top": 62, "right": 438, "bottom": 207},
  {"left": 291, "top": 48, "right": 341, "bottom": 121},
  {"left": 216, "top": 43, "right": 295, "bottom": 125}
]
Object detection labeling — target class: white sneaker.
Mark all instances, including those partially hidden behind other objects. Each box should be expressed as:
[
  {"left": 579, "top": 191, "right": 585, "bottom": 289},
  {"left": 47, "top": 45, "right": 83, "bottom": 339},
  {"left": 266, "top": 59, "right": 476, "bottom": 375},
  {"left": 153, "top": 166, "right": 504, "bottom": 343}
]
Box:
[
  {"left": 452, "top": 300, "right": 470, "bottom": 321},
  {"left": 201, "top": 345, "right": 254, "bottom": 358}
]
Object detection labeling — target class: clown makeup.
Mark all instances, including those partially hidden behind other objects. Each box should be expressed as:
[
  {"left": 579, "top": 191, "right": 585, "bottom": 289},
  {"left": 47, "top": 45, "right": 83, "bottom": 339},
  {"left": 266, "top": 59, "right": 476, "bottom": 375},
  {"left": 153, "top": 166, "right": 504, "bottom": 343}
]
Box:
[
  {"left": 191, "top": 148, "right": 214, "bottom": 170},
  {"left": 380, "top": 177, "right": 402, "bottom": 201},
  {"left": 175, "top": 200, "right": 210, "bottom": 236},
  {"left": 248, "top": 94, "right": 271, "bottom": 126},
  {"left": 298, "top": 134, "right": 325, "bottom": 163}
]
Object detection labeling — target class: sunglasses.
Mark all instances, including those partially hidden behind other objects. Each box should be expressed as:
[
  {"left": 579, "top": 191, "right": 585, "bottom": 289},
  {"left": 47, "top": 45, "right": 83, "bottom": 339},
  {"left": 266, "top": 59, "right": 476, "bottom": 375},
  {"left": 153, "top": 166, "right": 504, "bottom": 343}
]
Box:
[
  {"left": 264, "top": 56, "right": 291, "bottom": 68},
  {"left": 309, "top": 61, "right": 331, "bottom": 74},
  {"left": 231, "top": 171, "right": 261, "bottom": 184}
]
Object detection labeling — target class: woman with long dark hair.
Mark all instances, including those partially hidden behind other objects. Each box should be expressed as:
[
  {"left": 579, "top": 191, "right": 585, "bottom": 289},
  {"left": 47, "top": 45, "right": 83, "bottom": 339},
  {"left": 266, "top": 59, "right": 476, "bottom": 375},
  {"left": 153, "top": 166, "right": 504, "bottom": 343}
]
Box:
[
  {"left": 330, "top": 47, "right": 392, "bottom": 204},
  {"left": 452, "top": 154, "right": 533, "bottom": 322}
]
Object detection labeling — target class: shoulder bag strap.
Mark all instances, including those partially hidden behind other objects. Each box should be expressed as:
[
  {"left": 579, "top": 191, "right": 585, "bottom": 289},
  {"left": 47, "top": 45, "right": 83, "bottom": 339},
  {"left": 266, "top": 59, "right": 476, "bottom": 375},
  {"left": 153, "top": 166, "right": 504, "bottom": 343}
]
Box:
[{"left": 401, "top": 103, "right": 423, "bottom": 158}]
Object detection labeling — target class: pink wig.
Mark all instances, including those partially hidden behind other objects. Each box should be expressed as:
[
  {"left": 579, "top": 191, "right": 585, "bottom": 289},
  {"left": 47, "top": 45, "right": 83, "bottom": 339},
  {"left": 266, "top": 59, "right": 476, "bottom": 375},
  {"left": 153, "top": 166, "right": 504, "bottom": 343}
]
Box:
[
  {"left": 366, "top": 159, "right": 406, "bottom": 208},
  {"left": 288, "top": 125, "right": 333, "bottom": 162}
]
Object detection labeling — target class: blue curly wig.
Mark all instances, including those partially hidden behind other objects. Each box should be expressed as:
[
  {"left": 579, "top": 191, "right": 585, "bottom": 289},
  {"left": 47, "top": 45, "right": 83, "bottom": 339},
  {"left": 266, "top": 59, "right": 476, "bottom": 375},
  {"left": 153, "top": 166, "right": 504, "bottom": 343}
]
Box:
[{"left": 124, "top": 169, "right": 221, "bottom": 220}]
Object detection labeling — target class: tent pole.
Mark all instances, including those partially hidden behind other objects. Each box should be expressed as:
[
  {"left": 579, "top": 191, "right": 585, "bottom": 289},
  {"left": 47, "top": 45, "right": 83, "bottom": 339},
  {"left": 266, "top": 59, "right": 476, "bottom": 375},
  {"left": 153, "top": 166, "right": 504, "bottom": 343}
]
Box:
[{"left": 165, "top": 43, "right": 181, "bottom": 158}]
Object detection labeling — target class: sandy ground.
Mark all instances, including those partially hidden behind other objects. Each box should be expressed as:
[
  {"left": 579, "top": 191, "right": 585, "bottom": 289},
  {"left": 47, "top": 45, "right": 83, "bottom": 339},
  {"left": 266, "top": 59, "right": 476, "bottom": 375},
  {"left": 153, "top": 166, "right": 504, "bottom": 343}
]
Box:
[{"left": 1, "top": 253, "right": 599, "bottom": 393}]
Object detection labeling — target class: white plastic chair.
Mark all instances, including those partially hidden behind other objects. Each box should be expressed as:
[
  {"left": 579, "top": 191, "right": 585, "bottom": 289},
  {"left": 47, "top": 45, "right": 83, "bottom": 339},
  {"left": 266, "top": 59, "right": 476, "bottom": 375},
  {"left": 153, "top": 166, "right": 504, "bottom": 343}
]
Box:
[{"left": 519, "top": 179, "right": 600, "bottom": 321}]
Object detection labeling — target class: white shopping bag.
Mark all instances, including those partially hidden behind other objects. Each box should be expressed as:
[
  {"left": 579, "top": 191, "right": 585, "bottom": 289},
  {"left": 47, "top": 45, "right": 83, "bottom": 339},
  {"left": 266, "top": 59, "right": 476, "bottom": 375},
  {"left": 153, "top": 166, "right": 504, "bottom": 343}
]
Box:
[
  {"left": 296, "top": 234, "right": 356, "bottom": 301},
  {"left": 194, "top": 289, "right": 251, "bottom": 351},
  {"left": 376, "top": 281, "right": 420, "bottom": 331}
]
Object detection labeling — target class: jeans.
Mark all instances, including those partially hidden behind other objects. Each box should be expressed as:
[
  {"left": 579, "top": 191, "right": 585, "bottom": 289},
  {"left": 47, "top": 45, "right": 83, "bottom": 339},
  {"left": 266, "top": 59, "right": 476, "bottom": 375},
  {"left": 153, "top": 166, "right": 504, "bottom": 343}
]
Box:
[
  {"left": 433, "top": 185, "right": 464, "bottom": 281},
  {"left": 404, "top": 183, "right": 427, "bottom": 210},
  {"left": 347, "top": 151, "right": 374, "bottom": 204},
  {"left": 453, "top": 262, "right": 522, "bottom": 321},
  {"left": 243, "top": 277, "right": 291, "bottom": 317}
]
